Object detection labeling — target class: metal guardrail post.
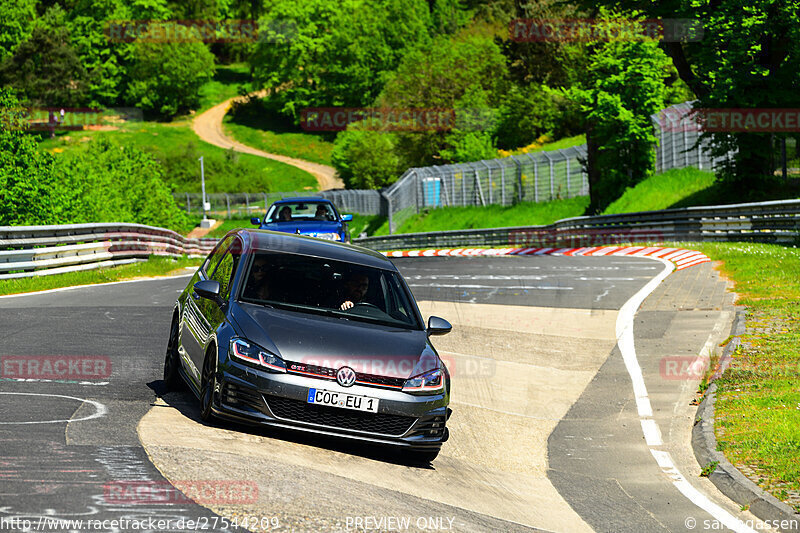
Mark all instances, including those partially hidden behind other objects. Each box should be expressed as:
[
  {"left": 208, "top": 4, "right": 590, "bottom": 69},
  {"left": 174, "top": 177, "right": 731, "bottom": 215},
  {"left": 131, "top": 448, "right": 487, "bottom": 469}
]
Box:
[
  {"left": 225, "top": 194, "right": 231, "bottom": 218},
  {"left": 509, "top": 155, "right": 522, "bottom": 203}
]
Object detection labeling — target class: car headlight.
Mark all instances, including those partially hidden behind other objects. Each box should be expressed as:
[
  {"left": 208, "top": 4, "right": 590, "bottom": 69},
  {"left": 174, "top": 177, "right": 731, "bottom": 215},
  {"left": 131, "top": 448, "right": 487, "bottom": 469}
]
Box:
[
  {"left": 309, "top": 232, "right": 340, "bottom": 241},
  {"left": 402, "top": 368, "right": 444, "bottom": 394},
  {"left": 229, "top": 338, "right": 286, "bottom": 373}
]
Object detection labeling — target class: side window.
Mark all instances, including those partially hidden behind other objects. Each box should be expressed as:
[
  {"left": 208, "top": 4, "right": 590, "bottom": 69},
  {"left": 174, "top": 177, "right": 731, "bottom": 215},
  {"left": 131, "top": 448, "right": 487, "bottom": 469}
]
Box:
[
  {"left": 203, "top": 236, "right": 232, "bottom": 277},
  {"left": 210, "top": 238, "right": 242, "bottom": 299}
]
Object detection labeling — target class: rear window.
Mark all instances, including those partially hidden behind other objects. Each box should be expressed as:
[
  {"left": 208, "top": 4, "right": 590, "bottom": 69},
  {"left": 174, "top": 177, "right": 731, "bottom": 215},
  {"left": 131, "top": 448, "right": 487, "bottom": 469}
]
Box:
[{"left": 239, "top": 252, "right": 420, "bottom": 329}]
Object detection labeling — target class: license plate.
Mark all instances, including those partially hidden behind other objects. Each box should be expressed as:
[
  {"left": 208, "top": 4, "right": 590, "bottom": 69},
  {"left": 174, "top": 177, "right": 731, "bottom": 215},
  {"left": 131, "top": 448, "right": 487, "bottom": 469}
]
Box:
[{"left": 307, "top": 388, "right": 379, "bottom": 413}]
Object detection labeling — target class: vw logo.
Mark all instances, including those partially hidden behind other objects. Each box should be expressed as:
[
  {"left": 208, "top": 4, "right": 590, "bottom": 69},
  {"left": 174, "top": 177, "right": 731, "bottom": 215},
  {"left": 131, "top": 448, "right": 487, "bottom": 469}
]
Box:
[{"left": 336, "top": 366, "right": 356, "bottom": 387}]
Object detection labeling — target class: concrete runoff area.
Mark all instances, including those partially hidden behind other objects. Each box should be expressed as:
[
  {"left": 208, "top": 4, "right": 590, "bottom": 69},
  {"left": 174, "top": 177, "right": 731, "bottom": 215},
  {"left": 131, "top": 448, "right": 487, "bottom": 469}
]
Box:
[{"left": 139, "top": 299, "right": 618, "bottom": 532}]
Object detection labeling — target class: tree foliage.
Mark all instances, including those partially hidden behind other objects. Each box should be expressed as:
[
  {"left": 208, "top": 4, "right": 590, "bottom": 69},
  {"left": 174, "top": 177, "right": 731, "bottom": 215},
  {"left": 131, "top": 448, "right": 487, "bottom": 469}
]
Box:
[
  {"left": 127, "top": 34, "right": 216, "bottom": 116},
  {"left": 586, "top": 0, "right": 800, "bottom": 187},
  {"left": 0, "top": 0, "right": 36, "bottom": 62},
  {"left": 0, "top": 9, "right": 89, "bottom": 107},
  {"left": 331, "top": 124, "right": 404, "bottom": 189},
  {"left": 251, "top": 0, "right": 432, "bottom": 115},
  {"left": 568, "top": 12, "right": 669, "bottom": 213}
]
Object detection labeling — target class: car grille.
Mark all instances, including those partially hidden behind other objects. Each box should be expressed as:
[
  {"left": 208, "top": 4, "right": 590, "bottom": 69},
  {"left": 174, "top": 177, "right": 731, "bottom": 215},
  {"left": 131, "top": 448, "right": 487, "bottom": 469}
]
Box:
[
  {"left": 284, "top": 360, "right": 406, "bottom": 390},
  {"left": 222, "top": 383, "right": 266, "bottom": 413},
  {"left": 264, "top": 396, "right": 416, "bottom": 436}
]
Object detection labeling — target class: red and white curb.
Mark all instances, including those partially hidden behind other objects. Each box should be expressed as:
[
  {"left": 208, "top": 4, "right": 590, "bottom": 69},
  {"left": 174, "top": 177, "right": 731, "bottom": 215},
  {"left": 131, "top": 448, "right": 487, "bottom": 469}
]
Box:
[{"left": 384, "top": 246, "right": 710, "bottom": 271}]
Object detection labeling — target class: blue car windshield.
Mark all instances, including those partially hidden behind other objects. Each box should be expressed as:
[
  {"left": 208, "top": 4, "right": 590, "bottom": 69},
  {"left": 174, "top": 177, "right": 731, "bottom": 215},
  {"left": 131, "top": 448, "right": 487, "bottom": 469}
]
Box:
[
  {"left": 239, "top": 252, "right": 421, "bottom": 330},
  {"left": 267, "top": 202, "right": 336, "bottom": 222}
]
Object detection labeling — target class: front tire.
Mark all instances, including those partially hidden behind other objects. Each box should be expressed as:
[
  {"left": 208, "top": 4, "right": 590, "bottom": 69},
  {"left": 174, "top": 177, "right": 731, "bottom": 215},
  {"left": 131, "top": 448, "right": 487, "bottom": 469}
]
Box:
[
  {"left": 199, "top": 349, "right": 218, "bottom": 423},
  {"left": 163, "top": 318, "right": 183, "bottom": 391}
]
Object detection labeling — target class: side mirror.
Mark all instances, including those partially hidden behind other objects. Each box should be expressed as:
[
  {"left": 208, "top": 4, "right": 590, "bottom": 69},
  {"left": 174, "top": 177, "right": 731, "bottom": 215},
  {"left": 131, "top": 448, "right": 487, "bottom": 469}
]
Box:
[
  {"left": 427, "top": 316, "right": 452, "bottom": 336},
  {"left": 341, "top": 214, "right": 353, "bottom": 222},
  {"left": 250, "top": 217, "right": 261, "bottom": 226},
  {"left": 194, "top": 280, "right": 222, "bottom": 303}
]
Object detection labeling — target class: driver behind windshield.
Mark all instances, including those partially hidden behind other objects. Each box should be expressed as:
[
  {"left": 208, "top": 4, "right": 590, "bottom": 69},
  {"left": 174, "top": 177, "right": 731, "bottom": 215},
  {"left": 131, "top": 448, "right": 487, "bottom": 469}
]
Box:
[{"left": 339, "top": 272, "right": 369, "bottom": 310}]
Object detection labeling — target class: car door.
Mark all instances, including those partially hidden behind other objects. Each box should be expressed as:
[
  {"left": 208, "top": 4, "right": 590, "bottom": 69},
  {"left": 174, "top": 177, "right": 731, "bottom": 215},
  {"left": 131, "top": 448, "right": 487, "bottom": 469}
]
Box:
[
  {"left": 181, "top": 236, "right": 232, "bottom": 384},
  {"left": 189, "top": 237, "right": 242, "bottom": 375}
]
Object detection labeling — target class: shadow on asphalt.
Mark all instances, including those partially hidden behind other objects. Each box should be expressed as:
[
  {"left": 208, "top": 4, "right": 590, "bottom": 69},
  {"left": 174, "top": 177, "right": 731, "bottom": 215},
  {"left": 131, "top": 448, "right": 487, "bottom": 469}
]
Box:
[{"left": 146, "top": 380, "right": 436, "bottom": 470}]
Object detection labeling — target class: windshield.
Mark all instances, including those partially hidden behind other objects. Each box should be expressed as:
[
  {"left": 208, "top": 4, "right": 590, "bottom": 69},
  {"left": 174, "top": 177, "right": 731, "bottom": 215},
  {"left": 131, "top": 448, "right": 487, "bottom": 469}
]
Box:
[
  {"left": 239, "top": 251, "right": 420, "bottom": 329},
  {"left": 266, "top": 202, "right": 337, "bottom": 222}
]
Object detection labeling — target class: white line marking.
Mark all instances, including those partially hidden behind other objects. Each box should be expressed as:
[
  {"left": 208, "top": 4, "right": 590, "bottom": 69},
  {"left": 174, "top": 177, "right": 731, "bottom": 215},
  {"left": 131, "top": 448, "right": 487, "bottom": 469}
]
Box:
[
  {"left": 406, "top": 283, "right": 574, "bottom": 290},
  {"left": 641, "top": 419, "right": 663, "bottom": 446},
  {"left": 0, "top": 392, "right": 107, "bottom": 425},
  {"left": 619, "top": 258, "right": 758, "bottom": 533}
]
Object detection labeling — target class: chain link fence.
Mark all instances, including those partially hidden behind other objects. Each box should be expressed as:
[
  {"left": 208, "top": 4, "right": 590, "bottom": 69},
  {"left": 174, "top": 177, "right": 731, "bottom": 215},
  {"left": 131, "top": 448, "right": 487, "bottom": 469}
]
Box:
[
  {"left": 652, "top": 101, "right": 731, "bottom": 172},
  {"left": 174, "top": 190, "right": 385, "bottom": 218}
]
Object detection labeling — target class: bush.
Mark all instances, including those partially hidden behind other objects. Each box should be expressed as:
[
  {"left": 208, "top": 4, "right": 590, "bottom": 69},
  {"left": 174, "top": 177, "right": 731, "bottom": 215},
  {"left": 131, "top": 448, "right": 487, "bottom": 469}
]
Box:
[
  {"left": 331, "top": 123, "right": 404, "bottom": 189},
  {"left": 54, "top": 138, "right": 193, "bottom": 232},
  {"left": 127, "top": 35, "right": 215, "bottom": 117}
]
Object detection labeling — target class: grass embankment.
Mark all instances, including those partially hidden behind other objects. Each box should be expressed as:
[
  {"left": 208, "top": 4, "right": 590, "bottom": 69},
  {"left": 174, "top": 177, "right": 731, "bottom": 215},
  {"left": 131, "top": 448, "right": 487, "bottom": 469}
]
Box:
[
  {"left": 369, "top": 196, "right": 589, "bottom": 236},
  {"left": 224, "top": 98, "right": 336, "bottom": 166},
  {"left": 38, "top": 65, "right": 317, "bottom": 195},
  {"left": 603, "top": 167, "right": 717, "bottom": 214},
  {"left": 196, "top": 64, "right": 250, "bottom": 113},
  {"left": 694, "top": 242, "right": 800, "bottom": 511},
  {"left": 0, "top": 256, "right": 202, "bottom": 296}
]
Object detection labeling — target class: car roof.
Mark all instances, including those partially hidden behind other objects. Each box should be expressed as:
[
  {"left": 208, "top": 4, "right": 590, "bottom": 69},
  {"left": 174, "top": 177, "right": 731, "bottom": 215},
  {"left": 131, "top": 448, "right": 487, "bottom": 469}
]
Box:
[
  {"left": 274, "top": 197, "right": 332, "bottom": 204},
  {"left": 234, "top": 229, "right": 396, "bottom": 270}
]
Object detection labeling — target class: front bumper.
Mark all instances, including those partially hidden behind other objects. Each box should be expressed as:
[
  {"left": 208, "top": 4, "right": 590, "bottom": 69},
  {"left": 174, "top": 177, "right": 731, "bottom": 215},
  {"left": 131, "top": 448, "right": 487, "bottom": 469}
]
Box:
[{"left": 213, "top": 359, "right": 450, "bottom": 450}]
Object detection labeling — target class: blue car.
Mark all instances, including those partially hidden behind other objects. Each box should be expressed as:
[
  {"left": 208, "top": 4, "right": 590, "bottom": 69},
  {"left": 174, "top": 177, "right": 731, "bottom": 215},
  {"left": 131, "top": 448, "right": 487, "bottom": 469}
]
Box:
[{"left": 252, "top": 197, "right": 353, "bottom": 243}]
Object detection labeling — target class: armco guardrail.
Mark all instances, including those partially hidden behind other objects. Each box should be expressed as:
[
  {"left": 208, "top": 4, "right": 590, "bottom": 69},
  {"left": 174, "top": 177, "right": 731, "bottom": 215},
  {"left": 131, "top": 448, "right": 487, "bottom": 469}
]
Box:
[
  {"left": 0, "top": 223, "right": 217, "bottom": 280},
  {"left": 355, "top": 198, "right": 800, "bottom": 251}
]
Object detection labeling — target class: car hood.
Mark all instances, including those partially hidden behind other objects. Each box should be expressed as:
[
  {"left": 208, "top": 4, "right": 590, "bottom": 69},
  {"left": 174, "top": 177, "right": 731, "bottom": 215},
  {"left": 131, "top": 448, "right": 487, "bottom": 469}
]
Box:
[
  {"left": 262, "top": 220, "right": 341, "bottom": 234},
  {"left": 231, "top": 302, "right": 437, "bottom": 379}
]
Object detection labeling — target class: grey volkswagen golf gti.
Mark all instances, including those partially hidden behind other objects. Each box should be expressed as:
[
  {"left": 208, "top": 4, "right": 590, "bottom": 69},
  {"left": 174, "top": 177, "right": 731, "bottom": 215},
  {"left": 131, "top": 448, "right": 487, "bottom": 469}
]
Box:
[{"left": 164, "top": 228, "right": 452, "bottom": 462}]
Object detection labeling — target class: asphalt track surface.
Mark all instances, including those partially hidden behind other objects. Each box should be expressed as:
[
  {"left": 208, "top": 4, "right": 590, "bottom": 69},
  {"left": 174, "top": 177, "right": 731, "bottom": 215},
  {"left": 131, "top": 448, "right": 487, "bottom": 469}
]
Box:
[{"left": 0, "top": 255, "right": 759, "bottom": 532}]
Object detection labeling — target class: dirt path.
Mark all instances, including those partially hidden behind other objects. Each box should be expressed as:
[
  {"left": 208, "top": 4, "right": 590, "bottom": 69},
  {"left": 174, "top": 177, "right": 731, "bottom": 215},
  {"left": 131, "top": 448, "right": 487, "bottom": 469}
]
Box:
[{"left": 192, "top": 92, "right": 343, "bottom": 191}]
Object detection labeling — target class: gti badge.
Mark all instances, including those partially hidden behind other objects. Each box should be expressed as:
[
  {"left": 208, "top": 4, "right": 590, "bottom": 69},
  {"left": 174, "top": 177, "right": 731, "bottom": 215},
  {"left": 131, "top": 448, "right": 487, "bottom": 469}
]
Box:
[{"left": 336, "top": 366, "right": 356, "bottom": 387}]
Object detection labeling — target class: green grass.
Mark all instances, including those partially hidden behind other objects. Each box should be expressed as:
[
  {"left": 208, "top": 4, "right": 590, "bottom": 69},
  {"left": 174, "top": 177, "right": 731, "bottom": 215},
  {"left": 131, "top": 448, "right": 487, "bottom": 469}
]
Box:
[
  {"left": 604, "top": 166, "right": 800, "bottom": 215},
  {"left": 39, "top": 119, "right": 317, "bottom": 193},
  {"left": 206, "top": 217, "right": 255, "bottom": 238},
  {"left": 370, "top": 196, "right": 590, "bottom": 236},
  {"left": 603, "top": 167, "right": 717, "bottom": 214},
  {"left": 224, "top": 97, "right": 336, "bottom": 166},
  {"left": 224, "top": 120, "right": 335, "bottom": 165},
  {"left": 196, "top": 63, "right": 251, "bottom": 113},
  {"left": 0, "top": 256, "right": 202, "bottom": 296},
  {"left": 690, "top": 242, "right": 800, "bottom": 511}
]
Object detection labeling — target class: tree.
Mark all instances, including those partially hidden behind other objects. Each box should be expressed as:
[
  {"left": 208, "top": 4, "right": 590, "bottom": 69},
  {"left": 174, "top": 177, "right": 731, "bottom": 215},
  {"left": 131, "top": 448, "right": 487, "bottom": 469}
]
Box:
[
  {"left": 377, "top": 31, "right": 508, "bottom": 166},
  {"left": 127, "top": 33, "right": 215, "bottom": 116},
  {"left": 0, "top": 13, "right": 89, "bottom": 107},
  {"left": 251, "top": 0, "right": 432, "bottom": 116},
  {"left": 584, "top": 0, "right": 800, "bottom": 188},
  {"left": 0, "top": 0, "right": 36, "bottom": 62},
  {"left": 569, "top": 12, "right": 669, "bottom": 213},
  {"left": 331, "top": 124, "right": 404, "bottom": 189},
  {"left": 0, "top": 89, "right": 59, "bottom": 225}
]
